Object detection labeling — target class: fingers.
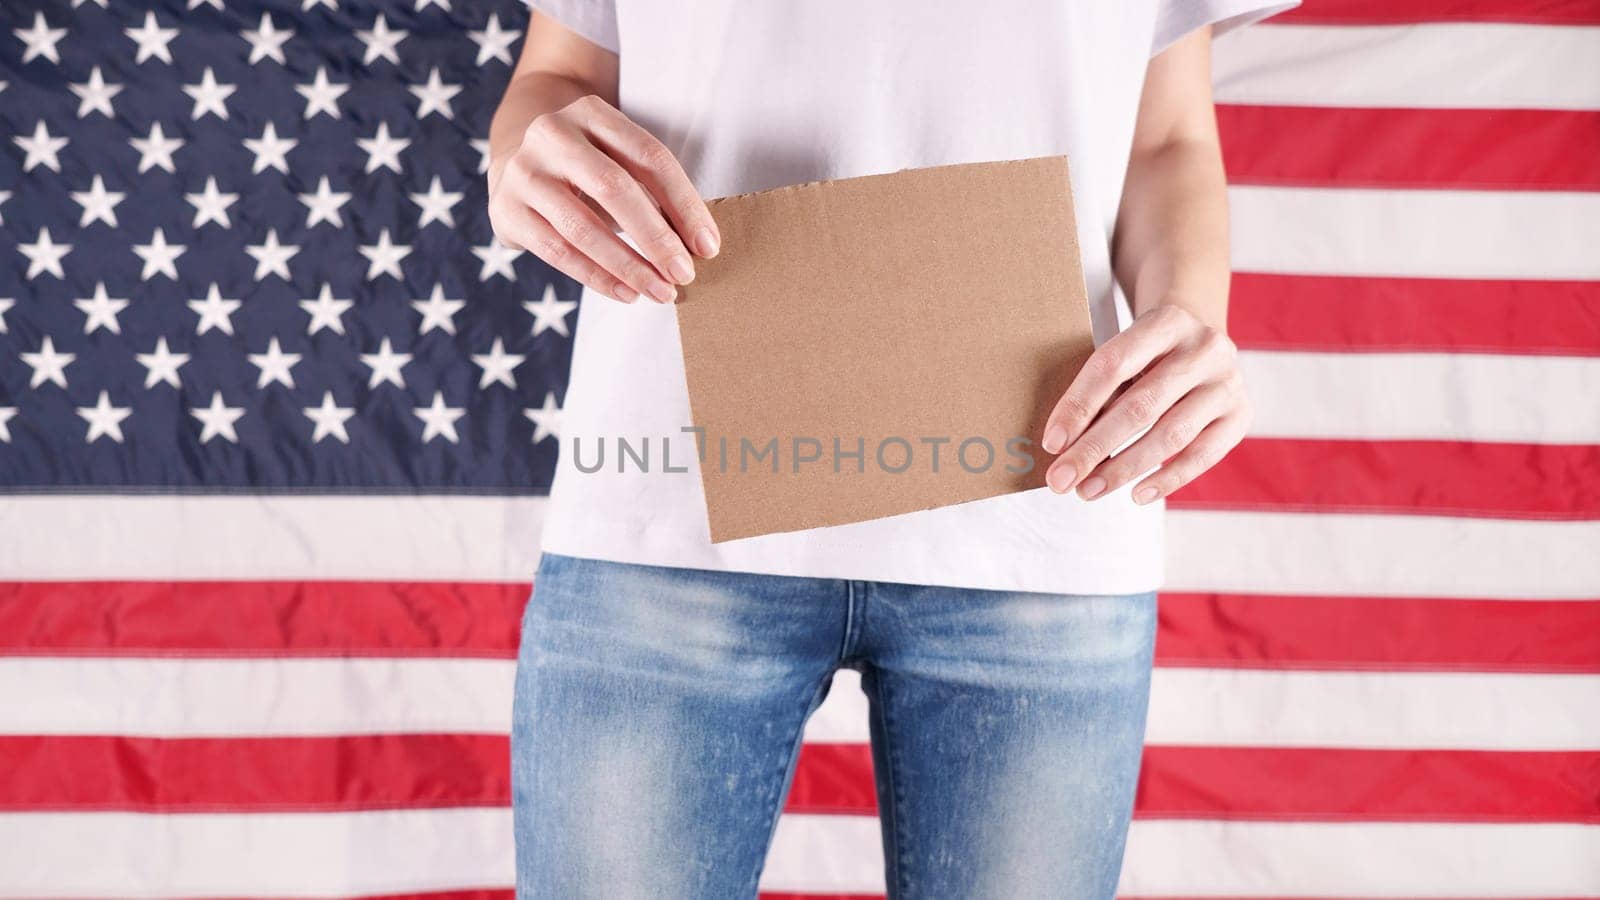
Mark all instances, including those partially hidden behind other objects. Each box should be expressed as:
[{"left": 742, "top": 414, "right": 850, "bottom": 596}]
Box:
[
  {"left": 550, "top": 140, "right": 699, "bottom": 287},
  {"left": 1129, "top": 407, "right": 1252, "bottom": 504},
  {"left": 523, "top": 175, "right": 679, "bottom": 303},
  {"left": 1071, "top": 378, "right": 1235, "bottom": 501},
  {"left": 582, "top": 103, "right": 720, "bottom": 259},
  {"left": 491, "top": 200, "right": 638, "bottom": 304},
  {"left": 1040, "top": 305, "right": 1191, "bottom": 456}
]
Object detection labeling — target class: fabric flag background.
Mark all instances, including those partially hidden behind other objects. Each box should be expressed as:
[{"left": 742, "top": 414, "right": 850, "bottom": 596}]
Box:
[{"left": 1, "top": 0, "right": 1597, "bottom": 896}]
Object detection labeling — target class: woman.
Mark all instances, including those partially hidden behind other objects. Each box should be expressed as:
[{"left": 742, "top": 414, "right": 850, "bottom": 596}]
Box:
[{"left": 488, "top": 1, "right": 1293, "bottom": 896}]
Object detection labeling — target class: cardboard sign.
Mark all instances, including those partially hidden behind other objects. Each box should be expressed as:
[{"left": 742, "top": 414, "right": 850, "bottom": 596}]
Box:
[{"left": 676, "top": 156, "right": 1095, "bottom": 542}]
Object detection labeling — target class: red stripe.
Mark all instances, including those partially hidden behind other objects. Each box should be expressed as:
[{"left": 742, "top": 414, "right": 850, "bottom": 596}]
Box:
[
  {"left": 1219, "top": 106, "right": 1600, "bottom": 192},
  {"left": 1227, "top": 273, "right": 1600, "bottom": 357},
  {"left": 1171, "top": 438, "right": 1600, "bottom": 521},
  {"left": 0, "top": 580, "right": 529, "bottom": 657},
  {"left": 1155, "top": 592, "right": 1600, "bottom": 672},
  {"left": 1271, "top": 0, "right": 1600, "bottom": 25}
]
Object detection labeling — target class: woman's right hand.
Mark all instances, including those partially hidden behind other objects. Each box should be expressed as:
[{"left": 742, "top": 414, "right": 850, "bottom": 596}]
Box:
[{"left": 487, "top": 94, "right": 720, "bottom": 305}]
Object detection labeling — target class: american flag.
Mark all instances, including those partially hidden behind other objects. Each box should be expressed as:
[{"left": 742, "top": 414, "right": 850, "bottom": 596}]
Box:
[{"left": 0, "top": 0, "right": 1596, "bottom": 896}]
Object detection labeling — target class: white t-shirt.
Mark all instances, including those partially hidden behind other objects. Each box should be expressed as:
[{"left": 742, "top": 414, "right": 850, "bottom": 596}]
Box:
[{"left": 527, "top": 0, "right": 1296, "bottom": 594}]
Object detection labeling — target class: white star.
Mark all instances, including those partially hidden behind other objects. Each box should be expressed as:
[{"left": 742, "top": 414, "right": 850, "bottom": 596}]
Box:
[
  {"left": 243, "top": 121, "right": 296, "bottom": 174},
  {"left": 357, "top": 121, "right": 409, "bottom": 174},
  {"left": 15, "top": 120, "right": 67, "bottom": 173},
  {"left": 133, "top": 228, "right": 185, "bottom": 281},
  {"left": 186, "top": 176, "right": 237, "bottom": 229},
  {"left": 523, "top": 392, "right": 562, "bottom": 444},
  {"left": 0, "top": 407, "right": 15, "bottom": 443},
  {"left": 78, "top": 391, "right": 132, "bottom": 443},
  {"left": 188, "top": 283, "right": 241, "bottom": 335},
  {"left": 245, "top": 229, "right": 299, "bottom": 280},
  {"left": 0, "top": 298, "right": 11, "bottom": 332},
  {"left": 130, "top": 122, "right": 183, "bottom": 173},
  {"left": 409, "top": 176, "right": 462, "bottom": 228},
  {"left": 242, "top": 12, "right": 293, "bottom": 65},
  {"left": 125, "top": 12, "right": 179, "bottom": 65},
  {"left": 412, "top": 284, "right": 464, "bottom": 335},
  {"left": 247, "top": 336, "right": 301, "bottom": 388},
  {"left": 358, "top": 228, "right": 411, "bottom": 280},
  {"left": 408, "top": 67, "right": 460, "bottom": 120},
  {"left": 0, "top": 190, "right": 10, "bottom": 225},
  {"left": 70, "top": 66, "right": 123, "bottom": 118},
  {"left": 299, "top": 176, "right": 350, "bottom": 228},
  {"left": 356, "top": 16, "right": 407, "bottom": 65},
  {"left": 295, "top": 66, "right": 347, "bottom": 119},
  {"left": 303, "top": 0, "right": 338, "bottom": 10},
  {"left": 75, "top": 282, "right": 129, "bottom": 334},
  {"left": 469, "top": 14, "right": 518, "bottom": 66},
  {"left": 187, "top": 0, "right": 224, "bottom": 8},
  {"left": 415, "top": 0, "right": 451, "bottom": 11},
  {"left": 472, "top": 239, "right": 522, "bottom": 281},
  {"left": 74, "top": 0, "right": 109, "bottom": 8},
  {"left": 19, "top": 228, "right": 71, "bottom": 280},
  {"left": 470, "top": 138, "right": 491, "bottom": 175},
  {"left": 71, "top": 175, "right": 125, "bottom": 228},
  {"left": 414, "top": 391, "right": 464, "bottom": 443},
  {"left": 136, "top": 337, "right": 188, "bottom": 388},
  {"left": 22, "top": 335, "right": 75, "bottom": 388},
  {"left": 304, "top": 391, "right": 355, "bottom": 443},
  {"left": 524, "top": 283, "right": 578, "bottom": 337},
  {"left": 471, "top": 337, "right": 525, "bottom": 389},
  {"left": 300, "top": 283, "right": 352, "bottom": 335},
  {"left": 191, "top": 391, "right": 245, "bottom": 443},
  {"left": 182, "top": 67, "right": 235, "bottom": 120},
  {"left": 16, "top": 12, "right": 66, "bottom": 65},
  {"left": 358, "top": 337, "right": 411, "bottom": 388}
]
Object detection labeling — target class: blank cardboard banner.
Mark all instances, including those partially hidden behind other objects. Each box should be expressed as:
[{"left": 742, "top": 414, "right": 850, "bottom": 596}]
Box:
[{"left": 677, "top": 156, "right": 1095, "bottom": 542}]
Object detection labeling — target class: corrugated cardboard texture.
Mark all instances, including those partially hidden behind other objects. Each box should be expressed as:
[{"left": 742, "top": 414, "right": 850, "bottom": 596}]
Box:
[{"left": 676, "top": 156, "right": 1095, "bottom": 542}]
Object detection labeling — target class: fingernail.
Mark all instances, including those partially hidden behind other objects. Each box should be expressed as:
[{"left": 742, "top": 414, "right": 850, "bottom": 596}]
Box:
[
  {"left": 1134, "top": 486, "right": 1160, "bottom": 504},
  {"left": 694, "top": 226, "right": 719, "bottom": 258},
  {"left": 1046, "top": 464, "right": 1075, "bottom": 494},
  {"left": 1042, "top": 425, "right": 1067, "bottom": 455},
  {"left": 667, "top": 255, "right": 695, "bottom": 284},
  {"left": 648, "top": 281, "right": 676, "bottom": 303},
  {"left": 1078, "top": 476, "right": 1107, "bottom": 500},
  {"left": 612, "top": 284, "right": 638, "bottom": 303}
]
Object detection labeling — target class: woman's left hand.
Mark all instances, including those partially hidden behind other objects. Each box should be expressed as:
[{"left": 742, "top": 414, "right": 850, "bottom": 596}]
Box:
[{"left": 1039, "top": 304, "right": 1252, "bottom": 505}]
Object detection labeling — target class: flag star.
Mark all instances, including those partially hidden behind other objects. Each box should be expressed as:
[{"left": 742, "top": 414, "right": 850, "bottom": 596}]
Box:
[
  {"left": 525, "top": 283, "right": 578, "bottom": 337},
  {"left": 0, "top": 407, "right": 16, "bottom": 443},
  {"left": 415, "top": 0, "right": 451, "bottom": 11},
  {"left": 70, "top": 66, "right": 123, "bottom": 118},
  {"left": 22, "top": 336, "right": 75, "bottom": 388},
  {"left": 75, "top": 282, "right": 130, "bottom": 334},
  {"left": 414, "top": 391, "right": 464, "bottom": 443},
  {"left": 77, "top": 391, "right": 133, "bottom": 443},
  {"left": 472, "top": 337, "right": 525, "bottom": 389},
  {"left": 523, "top": 392, "right": 562, "bottom": 444},
  {"left": 408, "top": 67, "right": 461, "bottom": 120},
  {"left": 188, "top": 0, "right": 225, "bottom": 8},
  {"left": 191, "top": 391, "right": 245, "bottom": 443},
  {"left": 412, "top": 284, "right": 464, "bottom": 335},
  {"left": 245, "top": 229, "right": 299, "bottom": 280},
  {"left": 356, "top": 16, "right": 407, "bottom": 65},
  {"left": 19, "top": 228, "right": 72, "bottom": 280},
  {"left": 182, "top": 67, "right": 235, "bottom": 120},
  {"left": 15, "top": 12, "right": 67, "bottom": 65},
  {"left": 357, "top": 121, "right": 409, "bottom": 174},
  {"left": 15, "top": 121, "right": 67, "bottom": 173},
  {"left": 126, "top": 12, "right": 179, "bottom": 65},
  {"left": 242, "top": 13, "right": 293, "bottom": 65},
  {"left": 470, "top": 138, "right": 491, "bottom": 175},
  {"left": 304, "top": 391, "right": 355, "bottom": 443},
  {"left": 358, "top": 228, "right": 412, "bottom": 281},
  {"left": 469, "top": 15, "right": 518, "bottom": 66},
  {"left": 299, "top": 176, "right": 351, "bottom": 228},
  {"left": 0, "top": 190, "right": 10, "bottom": 225},
  {"left": 303, "top": 0, "right": 338, "bottom": 10},
  {"left": 133, "top": 228, "right": 185, "bottom": 281},
  {"left": 130, "top": 122, "right": 183, "bottom": 173},
  {"left": 71, "top": 175, "right": 125, "bottom": 228},
  {"left": 300, "top": 283, "right": 353, "bottom": 335},
  {"left": 136, "top": 337, "right": 188, "bottom": 388},
  {"left": 188, "top": 283, "right": 241, "bottom": 335},
  {"left": 186, "top": 176, "right": 238, "bottom": 229},
  {"left": 243, "top": 121, "right": 296, "bottom": 174},
  {"left": 247, "top": 336, "right": 302, "bottom": 388},
  {"left": 295, "top": 66, "right": 348, "bottom": 119},
  {"left": 75, "top": 0, "right": 110, "bottom": 6},
  {"left": 358, "top": 337, "right": 411, "bottom": 388},
  {"left": 410, "top": 176, "right": 462, "bottom": 228},
  {"left": 0, "top": 298, "right": 12, "bottom": 333},
  {"left": 472, "top": 239, "right": 523, "bottom": 281}
]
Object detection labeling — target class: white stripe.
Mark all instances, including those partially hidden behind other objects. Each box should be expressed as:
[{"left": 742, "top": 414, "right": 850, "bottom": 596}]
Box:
[
  {"left": 0, "top": 495, "right": 545, "bottom": 581},
  {"left": 1167, "top": 510, "right": 1600, "bottom": 600},
  {"left": 1213, "top": 23, "right": 1600, "bottom": 111},
  {"left": 1230, "top": 185, "right": 1600, "bottom": 280},
  {"left": 1242, "top": 350, "right": 1600, "bottom": 444}
]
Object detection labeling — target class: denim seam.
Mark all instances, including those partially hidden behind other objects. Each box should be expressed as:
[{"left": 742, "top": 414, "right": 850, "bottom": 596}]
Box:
[
  {"left": 748, "top": 673, "right": 834, "bottom": 898},
  {"left": 838, "top": 579, "right": 859, "bottom": 662},
  {"left": 873, "top": 664, "right": 909, "bottom": 900}
]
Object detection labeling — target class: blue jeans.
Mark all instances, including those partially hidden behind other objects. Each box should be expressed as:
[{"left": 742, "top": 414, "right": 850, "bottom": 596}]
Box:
[{"left": 511, "top": 552, "right": 1158, "bottom": 899}]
